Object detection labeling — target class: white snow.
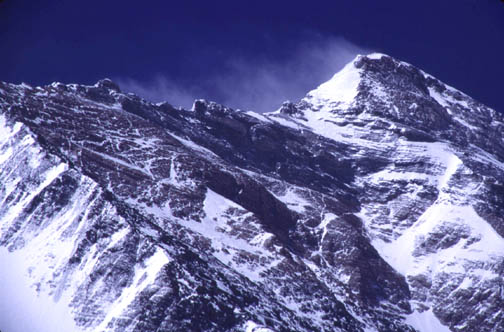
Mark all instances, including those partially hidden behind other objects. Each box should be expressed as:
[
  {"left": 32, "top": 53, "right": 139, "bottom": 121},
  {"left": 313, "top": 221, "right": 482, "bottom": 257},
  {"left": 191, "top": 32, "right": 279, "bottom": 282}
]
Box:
[
  {"left": 428, "top": 86, "right": 481, "bottom": 132},
  {"left": 275, "top": 187, "right": 310, "bottom": 213},
  {"left": 405, "top": 309, "right": 451, "bottom": 332},
  {"left": 371, "top": 142, "right": 504, "bottom": 277},
  {"left": 0, "top": 115, "right": 23, "bottom": 164},
  {"left": 169, "top": 132, "right": 220, "bottom": 158},
  {"left": 0, "top": 160, "right": 67, "bottom": 233},
  {"left": 0, "top": 116, "right": 90, "bottom": 332},
  {"left": 83, "top": 147, "right": 152, "bottom": 177},
  {"left": 244, "top": 320, "right": 275, "bottom": 332},
  {"left": 270, "top": 114, "right": 304, "bottom": 130},
  {"left": 244, "top": 111, "right": 272, "bottom": 123},
  {"left": 0, "top": 144, "right": 13, "bottom": 165},
  {"left": 95, "top": 247, "right": 170, "bottom": 331},
  {"left": 203, "top": 188, "right": 242, "bottom": 221},
  {"left": 428, "top": 86, "right": 480, "bottom": 132},
  {"left": 318, "top": 213, "right": 337, "bottom": 245},
  {"left": 369, "top": 170, "right": 432, "bottom": 185},
  {"left": 167, "top": 188, "right": 283, "bottom": 283},
  {"left": 470, "top": 144, "right": 504, "bottom": 171},
  {"left": 428, "top": 87, "right": 450, "bottom": 108},
  {"left": 378, "top": 200, "right": 504, "bottom": 277},
  {"left": 365, "top": 141, "right": 462, "bottom": 193},
  {"left": 250, "top": 232, "right": 274, "bottom": 247},
  {"left": 365, "top": 53, "right": 387, "bottom": 60},
  {"left": 0, "top": 113, "right": 164, "bottom": 331},
  {"left": 358, "top": 138, "right": 504, "bottom": 331},
  {"left": 304, "top": 59, "right": 361, "bottom": 110},
  {"left": 436, "top": 152, "right": 461, "bottom": 190},
  {"left": 454, "top": 117, "right": 479, "bottom": 131},
  {"left": 0, "top": 247, "right": 82, "bottom": 332}
]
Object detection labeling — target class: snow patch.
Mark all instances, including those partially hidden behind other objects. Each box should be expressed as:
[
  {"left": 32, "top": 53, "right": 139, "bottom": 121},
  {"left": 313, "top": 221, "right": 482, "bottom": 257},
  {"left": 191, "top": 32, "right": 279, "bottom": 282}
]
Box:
[
  {"left": 244, "top": 111, "right": 272, "bottom": 123},
  {"left": 428, "top": 87, "right": 450, "bottom": 109},
  {"left": 169, "top": 132, "right": 220, "bottom": 158},
  {"left": 304, "top": 59, "right": 361, "bottom": 109},
  {"left": 365, "top": 53, "right": 387, "bottom": 60},
  {"left": 275, "top": 187, "right": 310, "bottom": 213},
  {"left": 96, "top": 247, "right": 170, "bottom": 331},
  {"left": 405, "top": 309, "right": 451, "bottom": 332},
  {"left": 270, "top": 114, "right": 303, "bottom": 130},
  {"left": 244, "top": 320, "right": 275, "bottom": 332},
  {"left": 0, "top": 114, "right": 23, "bottom": 165},
  {"left": 0, "top": 247, "right": 82, "bottom": 332},
  {"left": 378, "top": 189, "right": 504, "bottom": 277},
  {"left": 175, "top": 189, "right": 281, "bottom": 283}
]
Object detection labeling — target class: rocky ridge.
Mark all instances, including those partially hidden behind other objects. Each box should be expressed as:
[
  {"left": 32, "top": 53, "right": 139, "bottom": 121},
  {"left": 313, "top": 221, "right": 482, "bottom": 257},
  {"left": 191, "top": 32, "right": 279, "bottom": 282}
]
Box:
[{"left": 0, "top": 53, "right": 503, "bottom": 332}]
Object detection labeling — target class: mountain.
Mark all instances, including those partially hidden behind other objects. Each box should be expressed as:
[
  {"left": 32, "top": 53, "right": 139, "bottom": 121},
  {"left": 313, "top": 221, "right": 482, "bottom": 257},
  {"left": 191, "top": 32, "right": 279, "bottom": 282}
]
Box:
[{"left": 0, "top": 53, "right": 503, "bottom": 332}]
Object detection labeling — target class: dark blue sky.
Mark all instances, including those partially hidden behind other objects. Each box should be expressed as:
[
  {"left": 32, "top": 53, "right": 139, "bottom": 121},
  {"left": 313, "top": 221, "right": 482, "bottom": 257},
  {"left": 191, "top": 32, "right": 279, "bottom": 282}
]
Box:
[{"left": 1, "top": 0, "right": 503, "bottom": 113}]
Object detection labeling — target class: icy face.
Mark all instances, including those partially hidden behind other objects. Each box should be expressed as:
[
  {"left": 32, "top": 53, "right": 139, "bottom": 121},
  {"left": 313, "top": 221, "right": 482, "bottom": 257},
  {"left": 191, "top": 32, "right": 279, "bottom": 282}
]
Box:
[{"left": 0, "top": 53, "right": 503, "bottom": 332}]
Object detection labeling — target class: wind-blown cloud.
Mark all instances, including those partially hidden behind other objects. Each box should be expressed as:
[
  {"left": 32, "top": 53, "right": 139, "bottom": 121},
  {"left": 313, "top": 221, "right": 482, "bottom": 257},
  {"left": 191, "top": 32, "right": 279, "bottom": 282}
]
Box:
[
  {"left": 116, "top": 36, "right": 370, "bottom": 113},
  {"left": 114, "top": 76, "right": 200, "bottom": 111}
]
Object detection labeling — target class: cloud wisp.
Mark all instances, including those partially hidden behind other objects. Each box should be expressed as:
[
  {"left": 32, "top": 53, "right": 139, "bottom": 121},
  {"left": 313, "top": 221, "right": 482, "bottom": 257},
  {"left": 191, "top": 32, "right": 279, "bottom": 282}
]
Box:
[
  {"left": 115, "top": 76, "right": 201, "bottom": 111},
  {"left": 116, "top": 36, "right": 370, "bottom": 113}
]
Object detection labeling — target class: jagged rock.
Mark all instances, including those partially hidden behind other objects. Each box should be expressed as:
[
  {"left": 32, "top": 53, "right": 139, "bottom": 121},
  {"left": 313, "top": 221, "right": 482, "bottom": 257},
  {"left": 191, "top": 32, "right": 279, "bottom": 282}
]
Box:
[{"left": 0, "top": 53, "right": 503, "bottom": 332}]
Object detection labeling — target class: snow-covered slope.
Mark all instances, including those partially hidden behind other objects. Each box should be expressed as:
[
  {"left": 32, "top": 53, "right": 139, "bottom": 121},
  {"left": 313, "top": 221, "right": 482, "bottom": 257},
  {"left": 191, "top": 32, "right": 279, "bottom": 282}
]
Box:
[{"left": 0, "top": 54, "right": 503, "bottom": 332}]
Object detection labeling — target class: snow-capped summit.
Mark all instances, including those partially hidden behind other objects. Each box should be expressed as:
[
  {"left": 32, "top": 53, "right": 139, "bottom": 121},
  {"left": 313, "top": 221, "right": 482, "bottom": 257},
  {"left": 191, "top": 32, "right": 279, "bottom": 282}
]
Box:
[
  {"left": 304, "top": 55, "right": 362, "bottom": 109},
  {"left": 0, "top": 53, "right": 503, "bottom": 332}
]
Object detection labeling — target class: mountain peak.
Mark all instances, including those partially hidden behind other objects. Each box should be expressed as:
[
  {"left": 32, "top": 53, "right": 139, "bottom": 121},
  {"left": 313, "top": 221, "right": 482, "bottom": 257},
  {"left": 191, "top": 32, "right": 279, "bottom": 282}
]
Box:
[
  {"left": 271, "top": 52, "right": 503, "bottom": 162},
  {"left": 303, "top": 55, "right": 362, "bottom": 109},
  {"left": 302, "top": 52, "right": 410, "bottom": 111},
  {"left": 1, "top": 53, "right": 504, "bottom": 332},
  {"left": 360, "top": 52, "right": 389, "bottom": 60}
]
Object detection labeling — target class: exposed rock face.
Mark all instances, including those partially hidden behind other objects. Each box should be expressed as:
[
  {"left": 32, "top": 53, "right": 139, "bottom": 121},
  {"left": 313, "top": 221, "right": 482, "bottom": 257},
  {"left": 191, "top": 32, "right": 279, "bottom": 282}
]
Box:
[{"left": 0, "top": 54, "right": 503, "bottom": 332}]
